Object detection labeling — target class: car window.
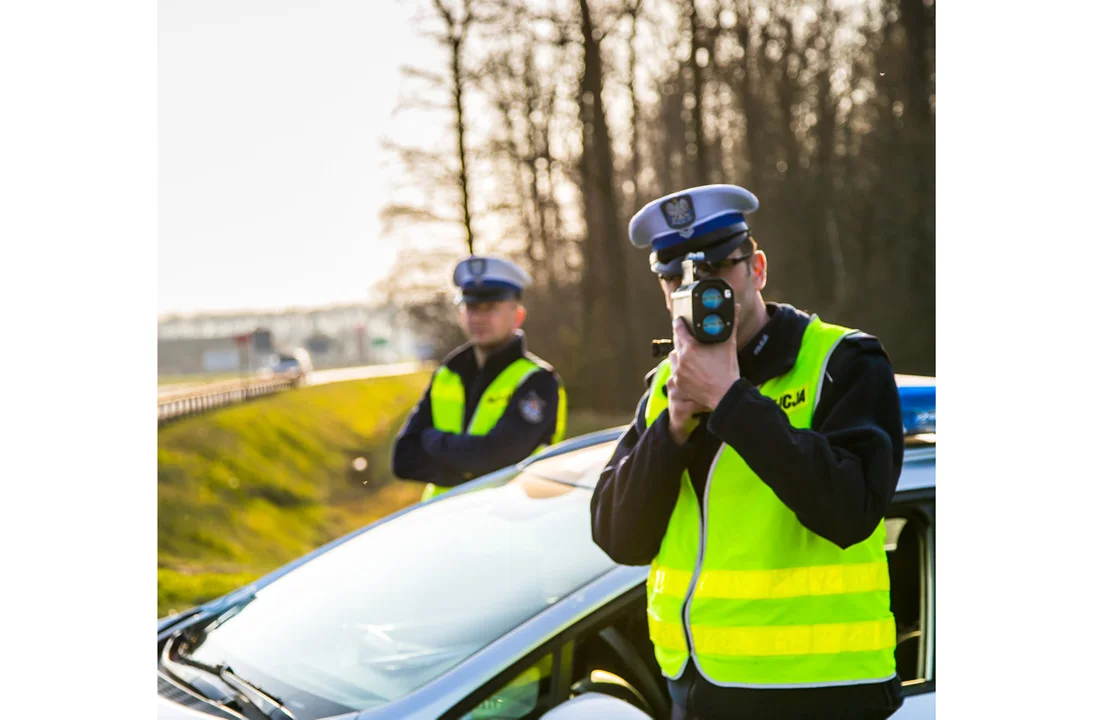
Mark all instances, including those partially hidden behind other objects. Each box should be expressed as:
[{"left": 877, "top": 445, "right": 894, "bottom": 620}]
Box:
[
  {"left": 886, "top": 504, "right": 935, "bottom": 690},
  {"left": 179, "top": 469, "right": 617, "bottom": 717},
  {"left": 561, "top": 609, "right": 668, "bottom": 718},
  {"left": 448, "top": 585, "right": 669, "bottom": 720},
  {"left": 459, "top": 653, "right": 555, "bottom": 720}
]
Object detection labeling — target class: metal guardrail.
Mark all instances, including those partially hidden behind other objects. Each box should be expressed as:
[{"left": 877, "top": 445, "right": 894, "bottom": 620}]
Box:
[{"left": 157, "top": 375, "right": 298, "bottom": 425}]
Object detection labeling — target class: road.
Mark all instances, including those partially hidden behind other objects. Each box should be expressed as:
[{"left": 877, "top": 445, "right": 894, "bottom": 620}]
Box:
[{"left": 305, "top": 361, "right": 431, "bottom": 386}]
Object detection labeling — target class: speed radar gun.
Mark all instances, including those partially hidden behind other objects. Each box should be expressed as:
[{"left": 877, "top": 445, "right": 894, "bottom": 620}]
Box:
[
  {"left": 652, "top": 252, "right": 736, "bottom": 358},
  {"left": 671, "top": 251, "right": 735, "bottom": 343}
]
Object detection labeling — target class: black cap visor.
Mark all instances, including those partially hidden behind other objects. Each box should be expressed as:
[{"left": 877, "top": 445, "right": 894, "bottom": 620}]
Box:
[
  {"left": 456, "top": 287, "right": 521, "bottom": 305},
  {"left": 653, "top": 222, "right": 750, "bottom": 264}
]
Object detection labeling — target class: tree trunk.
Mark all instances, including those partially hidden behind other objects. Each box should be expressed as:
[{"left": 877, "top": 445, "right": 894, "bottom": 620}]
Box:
[
  {"left": 578, "top": 0, "right": 637, "bottom": 412},
  {"left": 815, "top": 1, "right": 847, "bottom": 313},
  {"left": 687, "top": 0, "right": 711, "bottom": 185},
  {"left": 733, "top": 6, "right": 764, "bottom": 192},
  {"left": 627, "top": 3, "right": 643, "bottom": 210},
  {"left": 450, "top": 35, "right": 476, "bottom": 255}
]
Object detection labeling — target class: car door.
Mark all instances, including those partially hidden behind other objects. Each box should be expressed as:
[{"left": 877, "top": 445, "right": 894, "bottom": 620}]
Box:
[
  {"left": 440, "top": 586, "right": 664, "bottom": 720},
  {"left": 546, "top": 498, "right": 938, "bottom": 720},
  {"left": 888, "top": 489, "right": 936, "bottom": 718},
  {"left": 445, "top": 496, "right": 936, "bottom": 720}
]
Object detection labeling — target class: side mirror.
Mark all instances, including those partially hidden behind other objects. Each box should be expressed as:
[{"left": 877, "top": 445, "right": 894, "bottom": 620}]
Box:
[{"left": 539, "top": 692, "right": 654, "bottom": 719}]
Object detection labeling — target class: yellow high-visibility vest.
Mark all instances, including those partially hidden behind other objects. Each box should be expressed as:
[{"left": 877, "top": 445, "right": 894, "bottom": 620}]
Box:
[
  {"left": 642, "top": 316, "right": 897, "bottom": 687},
  {"left": 422, "top": 357, "right": 566, "bottom": 501}
]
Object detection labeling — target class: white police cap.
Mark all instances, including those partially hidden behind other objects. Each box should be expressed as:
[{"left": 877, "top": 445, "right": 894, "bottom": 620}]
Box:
[
  {"left": 452, "top": 255, "right": 532, "bottom": 304},
  {"left": 630, "top": 184, "right": 759, "bottom": 267}
]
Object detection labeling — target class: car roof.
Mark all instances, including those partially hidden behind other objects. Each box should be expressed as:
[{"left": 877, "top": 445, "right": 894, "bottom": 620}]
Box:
[{"left": 521, "top": 433, "right": 935, "bottom": 494}]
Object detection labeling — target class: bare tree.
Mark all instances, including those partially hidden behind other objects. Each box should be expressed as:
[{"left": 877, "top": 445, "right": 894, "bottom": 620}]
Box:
[
  {"left": 431, "top": 0, "right": 480, "bottom": 254},
  {"left": 383, "top": 0, "right": 937, "bottom": 405},
  {"left": 686, "top": 0, "right": 711, "bottom": 185},
  {"left": 381, "top": 1, "right": 482, "bottom": 256},
  {"left": 575, "top": 0, "right": 641, "bottom": 411},
  {"left": 624, "top": 0, "right": 646, "bottom": 210}
]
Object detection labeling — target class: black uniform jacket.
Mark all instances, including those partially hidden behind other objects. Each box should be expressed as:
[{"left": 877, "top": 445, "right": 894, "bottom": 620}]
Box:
[
  {"left": 391, "top": 332, "right": 562, "bottom": 487},
  {"left": 589, "top": 303, "right": 906, "bottom": 717}
]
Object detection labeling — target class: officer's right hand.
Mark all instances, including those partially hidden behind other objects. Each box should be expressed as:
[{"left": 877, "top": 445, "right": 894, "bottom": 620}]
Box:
[{"left": 666, "top": 376, "right": 703, "bottom": 446}]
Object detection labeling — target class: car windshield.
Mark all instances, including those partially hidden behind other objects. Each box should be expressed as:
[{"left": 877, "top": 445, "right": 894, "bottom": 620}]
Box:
[{"left": 181, "top": 442, "right": 619, "bottom": 717}]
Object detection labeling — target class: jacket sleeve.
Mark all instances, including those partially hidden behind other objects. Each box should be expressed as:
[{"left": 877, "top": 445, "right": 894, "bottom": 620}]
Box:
[
  {"left": 590, "top": 388, "right": 690, "bottom": 566},
  {"left": 417, "top": 370, "right": 561, "bottom": 482},
  {"left": 390, "top": 383, "right": 462, "bottom": 485},
  {"left": 705, "top": 335, "right": 905, "bottom": 549}
]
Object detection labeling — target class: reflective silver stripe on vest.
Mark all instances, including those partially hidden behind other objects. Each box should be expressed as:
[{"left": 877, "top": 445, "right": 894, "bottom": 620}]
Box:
[
  {"left": 678, "top": 443, "right": 728, "bottom": 682},
  {"left": 813, "top": 328, "right": 859, "bottom": 412}
]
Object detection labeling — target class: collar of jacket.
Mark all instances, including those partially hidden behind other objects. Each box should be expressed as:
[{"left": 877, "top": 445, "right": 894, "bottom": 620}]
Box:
[
  {"left": 737, "top": 303, "right": 812, "bottom": 386},
  {"left": 442, "top": 330, "right": 528, "bottom": 381}
]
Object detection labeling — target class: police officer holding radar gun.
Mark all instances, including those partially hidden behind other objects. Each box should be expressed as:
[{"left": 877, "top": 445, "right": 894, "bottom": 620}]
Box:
[
  {"left": 392, "top": 256, "right": 567, "bottom": 502},
  {"left": 590, "top": 185, "right": 906, "bottom": 720}
]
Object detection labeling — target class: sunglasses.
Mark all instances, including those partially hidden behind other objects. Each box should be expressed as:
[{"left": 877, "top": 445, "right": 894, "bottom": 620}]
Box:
[
  {"left": 658, "top": 254, "right": 752, "bottom": 283},
  {"left": 695, "top": 254, "right": 752, "bottom": 277}
]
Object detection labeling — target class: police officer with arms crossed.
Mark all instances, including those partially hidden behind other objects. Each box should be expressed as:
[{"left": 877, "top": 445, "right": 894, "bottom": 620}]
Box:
[
  {"left": 392, "top": 256, "right": 567, "bottom": 502},
  {"left": 590, "top": 185, "right": 905, "bottom": 720}
]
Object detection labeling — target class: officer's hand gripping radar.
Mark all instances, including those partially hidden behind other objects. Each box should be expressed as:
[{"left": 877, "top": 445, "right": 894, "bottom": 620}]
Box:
[{"left": 652, "top": 252, "right": 736, "bottom": 357}]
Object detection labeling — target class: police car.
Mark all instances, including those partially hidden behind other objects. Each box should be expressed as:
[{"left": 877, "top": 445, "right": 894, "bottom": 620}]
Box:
[{"left": 157, "top": 377, "right": 935, "bottom": 720}]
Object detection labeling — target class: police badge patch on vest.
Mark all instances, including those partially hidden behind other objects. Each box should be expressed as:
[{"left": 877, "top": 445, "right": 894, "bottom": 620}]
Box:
[{"left": 519, "top": 391, "right": 546, "bottom": 424}]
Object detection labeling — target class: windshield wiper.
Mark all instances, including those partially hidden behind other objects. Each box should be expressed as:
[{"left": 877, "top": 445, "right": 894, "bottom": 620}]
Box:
[
  {"left": 175, "top": 653, "right": 296, "bottom": 720},
  {"left": 164, "top": 589, "right": 256, "bottom": 645}
]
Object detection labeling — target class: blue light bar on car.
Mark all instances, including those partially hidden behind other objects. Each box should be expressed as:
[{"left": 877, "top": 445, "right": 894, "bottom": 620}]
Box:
[{"left": 898, "top": 381, "right": 936, "bottom": 436}]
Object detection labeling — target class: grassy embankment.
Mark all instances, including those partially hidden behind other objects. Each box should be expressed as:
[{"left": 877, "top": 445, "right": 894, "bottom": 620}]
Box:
[{"left": 157, "top": 371, "right": 625, "bottom": 616}]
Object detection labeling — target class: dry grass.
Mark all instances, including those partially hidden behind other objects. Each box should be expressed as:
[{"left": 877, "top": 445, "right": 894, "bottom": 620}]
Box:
[{"left": 157, "top": 369, "right": 629, "bottom": 617}]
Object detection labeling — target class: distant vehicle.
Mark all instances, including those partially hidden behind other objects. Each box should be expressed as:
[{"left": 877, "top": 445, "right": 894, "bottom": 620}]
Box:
[
  {"left": 269, "top": 348, "right": 313, "bottom": 385},
  {"left": 157, "top": 376, "right": 935, "bottom": 720}
]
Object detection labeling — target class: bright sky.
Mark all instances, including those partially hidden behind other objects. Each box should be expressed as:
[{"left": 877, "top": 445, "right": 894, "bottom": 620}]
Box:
[
  {"left": 159, "top": 0, "right": 874, "bottom": 317},
  {"left": 159, "top": 0, "right": 437, "bottom": 315}
]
